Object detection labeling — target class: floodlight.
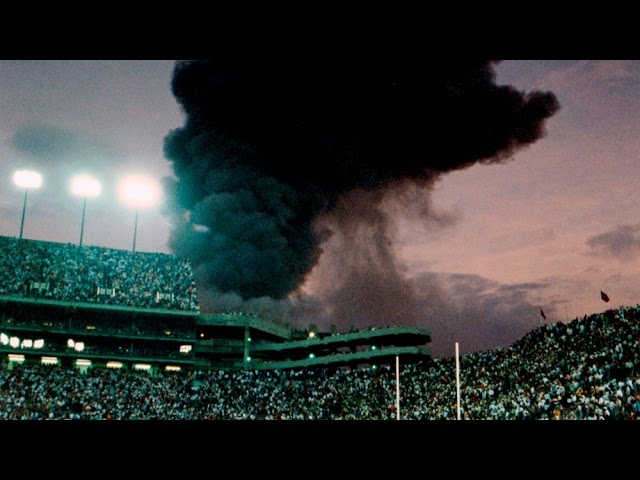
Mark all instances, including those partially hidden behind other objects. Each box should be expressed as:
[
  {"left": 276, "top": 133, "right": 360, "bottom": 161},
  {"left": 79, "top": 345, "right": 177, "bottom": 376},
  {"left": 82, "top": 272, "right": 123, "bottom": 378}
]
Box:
[
  {"left": 21, "top": 339, "right": 33, "bottom": 348},
  {"left": 34, "top": 339, "right": 45, "bottom": 349},
  {"left": 13, "top": 170, "right": 42, "bottom": 189},
  {"left": 70, "top": 175, "right": 101, "bottom": 247},
  {"left": 134, "top": 364, "right": 151, "bottom": 371},
  {"left": 74, "top": 342, "right": 85, "bottom": 352},
  {"left": 118, "top": 175, "right": 161, "bottom": 209},
  {"left": 9, "top": 337, "right": 19, "bottom": 348},
  {"left": 0, "top": 333, "right": 8, "bottom": 345},
  {"left": 118, "top": 175, "right": 161, "bottom": 252},
  {"left": 71, "top": 175, "right": 101, "bottom": 197},
  {"left": 67, "top": 339, "right": 75, "bottom": 348}
]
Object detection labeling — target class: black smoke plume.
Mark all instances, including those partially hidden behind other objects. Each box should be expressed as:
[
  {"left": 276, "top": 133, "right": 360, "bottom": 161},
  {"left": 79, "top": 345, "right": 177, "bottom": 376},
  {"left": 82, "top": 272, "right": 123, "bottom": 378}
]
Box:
[{"left": 164, "top": 59, "right": 559, "bottom": 322}]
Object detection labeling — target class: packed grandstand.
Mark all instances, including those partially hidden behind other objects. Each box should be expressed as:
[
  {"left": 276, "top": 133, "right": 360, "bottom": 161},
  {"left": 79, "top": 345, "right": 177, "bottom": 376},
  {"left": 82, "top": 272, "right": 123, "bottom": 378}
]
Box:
[
  {"left": 1, "top": 305, "right": 639, "bottom": 419},
  {"left": 1, "top": 235, "right": 639, "bottom": 420},
  {"left": 0, "top": 236, "right": 198, "bottom": 311}
]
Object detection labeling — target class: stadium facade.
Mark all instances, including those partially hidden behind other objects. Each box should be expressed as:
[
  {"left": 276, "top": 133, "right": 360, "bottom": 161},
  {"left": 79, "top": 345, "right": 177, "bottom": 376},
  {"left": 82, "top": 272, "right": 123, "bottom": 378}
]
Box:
[{"left": 0, "top": 236, "right": 431, "bottom": 373}]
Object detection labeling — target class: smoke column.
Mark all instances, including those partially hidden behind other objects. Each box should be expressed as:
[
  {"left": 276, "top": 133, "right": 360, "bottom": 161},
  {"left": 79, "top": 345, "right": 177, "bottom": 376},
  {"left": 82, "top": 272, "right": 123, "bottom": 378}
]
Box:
[{"left": 164, "top": 59, "right": 559, "bottom": 326}]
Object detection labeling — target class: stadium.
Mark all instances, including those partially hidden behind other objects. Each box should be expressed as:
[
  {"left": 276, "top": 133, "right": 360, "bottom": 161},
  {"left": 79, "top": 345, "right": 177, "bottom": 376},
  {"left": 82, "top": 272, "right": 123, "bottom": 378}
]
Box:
[
  {"left": 1, "top": 233, "right": 639, "bottom": 420},
  {"left": 4, "top": 59, "right": 640, "bottom": 423}
]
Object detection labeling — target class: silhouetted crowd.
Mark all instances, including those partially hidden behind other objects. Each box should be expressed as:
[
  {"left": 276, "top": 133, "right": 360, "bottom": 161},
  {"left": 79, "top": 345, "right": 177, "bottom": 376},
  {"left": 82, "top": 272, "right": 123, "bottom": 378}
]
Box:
[
  {"left": 0, "top": 236, "right": 198, "bottom": 311},
  {"left": 1, "top": 305, "right": 640, "bottom": 419}
]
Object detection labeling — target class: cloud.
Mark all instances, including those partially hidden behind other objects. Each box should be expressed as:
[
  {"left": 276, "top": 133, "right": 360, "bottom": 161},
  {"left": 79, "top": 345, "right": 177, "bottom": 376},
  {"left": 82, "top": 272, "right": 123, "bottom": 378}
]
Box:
[
  {"left": 544, "top": 61, "right": 638, "bottom": 98},
  {"left": 586, "top": 223, "right": 640, "bottom": 261},
  {"left": 9, "top": 124, "right": 125, "bottom": 175},
  {"left": 164, "top": 59, "right": 559, "bottom": 303},
  {"left": 410, "top": 272, "right": 548, "bottom": 357}
]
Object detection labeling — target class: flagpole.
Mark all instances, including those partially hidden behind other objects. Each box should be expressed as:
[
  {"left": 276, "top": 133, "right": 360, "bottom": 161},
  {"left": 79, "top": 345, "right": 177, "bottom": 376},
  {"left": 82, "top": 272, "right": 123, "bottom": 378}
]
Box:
[
  {"left": 455, "top": 342, "right": 461, "bottom": 420},
  {"left": 395, "top": 355, "right": 400, "bottom": 420}
]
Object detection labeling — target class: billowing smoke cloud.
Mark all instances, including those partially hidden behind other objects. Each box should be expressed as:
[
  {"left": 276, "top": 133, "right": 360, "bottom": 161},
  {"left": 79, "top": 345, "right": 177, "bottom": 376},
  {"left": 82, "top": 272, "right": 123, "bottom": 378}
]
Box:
[{"left": 164, "top": 59, "right": 559, "bottom": 331}]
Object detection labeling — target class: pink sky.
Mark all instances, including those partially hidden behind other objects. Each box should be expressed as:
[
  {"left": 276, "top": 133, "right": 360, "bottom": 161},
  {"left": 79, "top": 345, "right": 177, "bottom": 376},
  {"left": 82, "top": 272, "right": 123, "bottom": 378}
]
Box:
[{"left": 396, "top": 61, "right": 640, "bottom": 340}]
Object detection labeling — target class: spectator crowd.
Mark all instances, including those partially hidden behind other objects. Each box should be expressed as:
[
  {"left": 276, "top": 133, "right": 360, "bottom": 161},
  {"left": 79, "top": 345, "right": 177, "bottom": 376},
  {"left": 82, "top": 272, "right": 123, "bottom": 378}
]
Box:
[
  {"left": 0, "top": 236, "right": 198, "bottom": 311},
  {"left": 1, "top": 305, "right": 640, "bottom": 420}
]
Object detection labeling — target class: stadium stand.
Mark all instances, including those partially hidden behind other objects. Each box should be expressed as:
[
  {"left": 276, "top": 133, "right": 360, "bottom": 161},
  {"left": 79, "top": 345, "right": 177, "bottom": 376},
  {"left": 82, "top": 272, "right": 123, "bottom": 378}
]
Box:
[
  {"left": 1, "top": 305, "right": 640, "bottom": 419},
  {"left": 0, "top": 236, "right": 198, "bottom": 311}
]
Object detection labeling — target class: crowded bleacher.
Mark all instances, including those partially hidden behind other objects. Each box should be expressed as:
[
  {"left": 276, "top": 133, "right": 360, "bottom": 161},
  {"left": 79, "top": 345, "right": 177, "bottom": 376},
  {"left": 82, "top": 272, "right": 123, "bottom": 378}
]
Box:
[
  {"left": 1, "top": 305, "right": 640, "bottom": 419},
  {"left": 0, "top": 236, "right": 198, "bottom": 311}
]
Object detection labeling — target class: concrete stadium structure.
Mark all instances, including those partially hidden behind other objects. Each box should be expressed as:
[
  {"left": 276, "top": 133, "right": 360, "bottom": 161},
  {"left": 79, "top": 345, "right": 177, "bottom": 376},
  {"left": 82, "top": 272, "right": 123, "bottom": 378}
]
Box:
[{"left": 0, "top": 236, "right": 431, "bottom": 373}]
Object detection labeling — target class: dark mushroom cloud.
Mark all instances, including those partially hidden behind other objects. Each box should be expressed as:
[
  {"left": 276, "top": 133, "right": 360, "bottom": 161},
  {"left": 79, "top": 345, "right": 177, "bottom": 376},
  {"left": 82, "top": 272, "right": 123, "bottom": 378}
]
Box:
[{"left": 163, "top": 59, "right": 559, "bottom": 332}]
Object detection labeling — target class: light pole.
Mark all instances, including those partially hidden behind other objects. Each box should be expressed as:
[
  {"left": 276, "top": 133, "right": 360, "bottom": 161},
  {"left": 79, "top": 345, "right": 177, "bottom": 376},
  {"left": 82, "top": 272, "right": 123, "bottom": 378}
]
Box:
[
  {"left": 71, "top": 174, "right": 101, "bottom": 247},
  {"left": 12, "top": 170, "right": 42, "bottom": 240},
  {"left": 133, "top": 208, "right": 139, "bottom": 252},
  {"left": 118, "top": 175, "right": 161, "bottom": 252}
]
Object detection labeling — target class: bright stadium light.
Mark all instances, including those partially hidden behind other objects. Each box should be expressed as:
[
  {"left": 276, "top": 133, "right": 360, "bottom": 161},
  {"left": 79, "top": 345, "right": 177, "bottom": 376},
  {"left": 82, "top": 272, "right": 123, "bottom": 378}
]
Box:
[
  {"left": 67, "top": 339, "right": 75, "bottom": 348},
  {"left": 179, "top": 345, "right": 192, "bottom": 354},
  {"left": 118, "top": 175, "right": 160, "bottom": 209},
  {"left": 74, "top": 342, "right": 85, "bottom": 352},
  {"left": 76, "top": 359, "right": 91, "bottom": 366},
  {"left": 134, "top": 363, "right": 151, "bottom": 371},
  {"left": 165, "top": 365, "right": 181, "bottom": 372},
  {"left": 71, "top": 174, "right": 101, "bottom": 247},
  {"left": 9, "top": 337, "right": 19, "bottom": 348},
  {"left": 41, "top": 356, "right": 58, "bottom": 365},
  {"left": 106, "top": 361, "right": 123, "bottom": 369},
  {"left": 13, "top": 169, "right": 43, "bottom": 240},
  {"left": 71, "top": 175, "right": 101, "bottom": 197},
  {"left": 8, "top": 354, "right": 25, "bottom": 363},
  {"left": 13, "top": 170, "right": 43, "bottom": 189},
  {"left": 33, "top": 339, "right": 45, "bottom": 349},
  {"left": 0, "top": 333, "right": 8, "bottom": 345},
  {"left": 117, "top": 175, "right": 161, "bottom": 252},
  {"left": 21, "top": 339, "right": 33, "bottom": 348}
]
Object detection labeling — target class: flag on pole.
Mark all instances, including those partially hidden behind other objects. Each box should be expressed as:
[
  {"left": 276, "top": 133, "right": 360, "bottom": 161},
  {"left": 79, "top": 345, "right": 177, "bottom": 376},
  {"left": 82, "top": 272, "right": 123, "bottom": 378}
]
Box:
[
  {"left": 540, "top": 309, "right": 546, "bottom": 320},
  {"left": 601, "top": 291, "right": 610, "bottom": 302}
]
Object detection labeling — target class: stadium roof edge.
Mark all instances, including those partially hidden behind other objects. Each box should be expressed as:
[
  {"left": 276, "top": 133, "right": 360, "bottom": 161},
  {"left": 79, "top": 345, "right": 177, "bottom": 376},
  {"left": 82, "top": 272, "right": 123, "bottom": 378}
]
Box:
[{"left": 0, "top": 294, "right": 199, "bottom": 317}]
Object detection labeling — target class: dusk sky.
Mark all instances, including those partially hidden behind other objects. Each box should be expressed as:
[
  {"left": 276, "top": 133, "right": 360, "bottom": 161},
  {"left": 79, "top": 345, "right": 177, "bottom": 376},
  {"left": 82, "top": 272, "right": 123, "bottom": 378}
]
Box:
[{"left": 1, "top": 60, "right": 638, "bottom": 357}]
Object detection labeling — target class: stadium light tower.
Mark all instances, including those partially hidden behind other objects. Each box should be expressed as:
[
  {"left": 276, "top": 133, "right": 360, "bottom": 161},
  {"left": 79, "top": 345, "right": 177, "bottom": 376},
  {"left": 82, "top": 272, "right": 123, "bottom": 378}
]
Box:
[
  {"left": 12, "top": 170, "right": 42, "bottom": 240},
  {"left": 117, "top": 175, "right": 161, "bottom": 252},
  {"left": 71, "top": 174, "right": 101, "bottom": 247}
]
